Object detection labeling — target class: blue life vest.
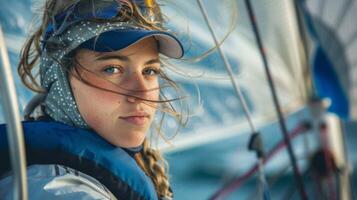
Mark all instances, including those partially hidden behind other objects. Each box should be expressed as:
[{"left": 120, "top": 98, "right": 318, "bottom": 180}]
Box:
[{"left": 0, "top": 121, "right": 158, "bottom": 200}]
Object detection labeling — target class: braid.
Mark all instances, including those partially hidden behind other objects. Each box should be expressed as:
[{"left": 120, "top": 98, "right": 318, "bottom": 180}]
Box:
[{"left": 134, "top": 139, "right": 172, "bottom": 199}]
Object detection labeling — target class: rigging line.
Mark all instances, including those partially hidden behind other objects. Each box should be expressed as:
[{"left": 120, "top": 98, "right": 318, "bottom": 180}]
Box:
[
  {"left": 209, "top": 121, "right": 309, "bottom": 199},
  {"left": 195, "top": 1, "right": 268, "bottom": 199},
  {"left": 244, "top": 0, "right": 308, "bottom": 200},
  {"left": 195, "top": 0, "right": 256, "bottom": 134},
  {"left": 0, "top": 25, "right": 28, "bottom": 200}
]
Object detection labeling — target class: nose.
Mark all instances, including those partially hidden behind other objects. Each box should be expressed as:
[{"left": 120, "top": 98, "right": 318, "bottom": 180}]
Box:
[{"left": 123, "top": 71, "right": 150, "bottom": 101}]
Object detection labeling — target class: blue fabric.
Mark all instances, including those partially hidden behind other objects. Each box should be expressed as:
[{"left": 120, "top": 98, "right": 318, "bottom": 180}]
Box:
[
  {"left": 298, "top": 0, "right": 349, "bottom": 119},
  {"left": 0, "top": 121, "right": 158, "bottom": 200},
  {"left": 312, "top": 47, "right": 349, "bottom": 119},
  {"left": 79, "top": 29, "right": 183, "bottom": 53}
]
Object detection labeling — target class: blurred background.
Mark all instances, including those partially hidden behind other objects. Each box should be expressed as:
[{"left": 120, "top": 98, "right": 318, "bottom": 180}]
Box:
[{"left": 1, "top": 0, "right": 357, "bottom": 199}]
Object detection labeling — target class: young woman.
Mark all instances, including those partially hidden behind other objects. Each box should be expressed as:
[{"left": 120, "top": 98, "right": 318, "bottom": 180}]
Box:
[{"left": 0, "top": 0, "right": 185, "bottom": 199}]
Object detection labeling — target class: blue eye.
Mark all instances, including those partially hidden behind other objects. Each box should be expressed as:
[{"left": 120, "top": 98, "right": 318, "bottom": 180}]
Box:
[
  {"left": 103, "top": 66, "right": 121, "bottom": 74},
  {"left": 143, "top": 67, "right": 160, "bottom": 76}
]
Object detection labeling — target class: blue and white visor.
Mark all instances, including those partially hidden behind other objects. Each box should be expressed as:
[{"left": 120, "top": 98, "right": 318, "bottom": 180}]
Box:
[
  {"left": 42, "top": 0, "right": 184, "bottom": 58},
  {"left": 79, "top": 29, "right": 184, "bottom": 58}
]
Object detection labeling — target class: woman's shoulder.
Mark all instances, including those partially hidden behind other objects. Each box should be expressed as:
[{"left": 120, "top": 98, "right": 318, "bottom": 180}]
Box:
[
  {"left": 0, "top": 121, "right": 158, "bottom": 199},
  {"left": 0, "top": 164, "right": 117, "bottom": 200}
]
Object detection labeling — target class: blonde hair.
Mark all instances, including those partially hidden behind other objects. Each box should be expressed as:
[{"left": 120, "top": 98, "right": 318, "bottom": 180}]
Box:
[{"left": 17, "top": 0, "right": 188, "bottom": 198}]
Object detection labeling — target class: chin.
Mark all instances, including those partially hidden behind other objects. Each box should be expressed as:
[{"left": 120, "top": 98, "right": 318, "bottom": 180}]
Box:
[{"left": 116, "top": 132, "right": 146, "bottom": 148}]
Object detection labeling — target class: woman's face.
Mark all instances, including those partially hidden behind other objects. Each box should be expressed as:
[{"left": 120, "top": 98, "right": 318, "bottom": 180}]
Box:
[{"left": 70, "top": 37, "right": 160, "bottom": 148}]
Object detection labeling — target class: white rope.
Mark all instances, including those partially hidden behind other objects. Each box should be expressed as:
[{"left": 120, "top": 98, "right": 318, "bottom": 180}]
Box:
[
  {"left": 196, "top": 0, "right": 256, "bottom": 133},
  {"left": 196, "top": 2, "right": 272, "bottom": 199}
]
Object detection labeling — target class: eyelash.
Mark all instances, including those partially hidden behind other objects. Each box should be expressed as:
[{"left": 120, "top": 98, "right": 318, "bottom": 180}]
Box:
[
  {"left": 103, "top": 65, "right": 122, "bottom": 74},
  {"left": 102, "top": 66, "right": 160, "bottom": 76},
  {"left": 143, "top": 67, "right": 160, "bottom": 76}
]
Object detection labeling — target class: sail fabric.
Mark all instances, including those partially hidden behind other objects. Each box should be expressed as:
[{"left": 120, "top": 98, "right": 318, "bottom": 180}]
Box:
[
  {"left": 158, "top": 0, "right": 308, "bottom": 150},
  {"left": 300, "top": 0, "right": 357, "bottom": 119}
]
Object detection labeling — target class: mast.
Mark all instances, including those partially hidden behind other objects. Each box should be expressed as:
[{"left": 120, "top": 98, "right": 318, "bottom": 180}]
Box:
[
  {"left": 308, "top": 98, "right": 352, "bottom": 200},
  {"left": 293, "top": 0, "right": 353, "bottom": 198},
  {"left": 0, "top": 25, "right": 28, "bottom": 200},
  {"left": 326, "top": 114, "right": 352, "bottom": 200},
  {"left": 244, "top": 0, "right": 308, "bottom": 199}
]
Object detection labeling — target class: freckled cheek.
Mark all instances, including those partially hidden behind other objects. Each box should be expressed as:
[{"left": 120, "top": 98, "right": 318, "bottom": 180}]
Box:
[
  {"left": 80, "top": 96, "right": 115, "bottom": 131},
  {"left": 148, "top": 81, "right": 160, "bottom": 100},
  {"left": 73, "top": 86, "right": 121, "bottom": 127},
  {"left": 84, "top": 113, "right": 102, "bottom": 128},
  {"left": 148, "top": 90, "right": 159, "bottom": 101},
  {"left": 81, "top": 79, "right": 124, "bottom": 103},
  {"left": 146, "top": 90, "right": 160, "bottom": 114},
  {"left": 93, "top": 90, "right": 122, "bottom": 104}
]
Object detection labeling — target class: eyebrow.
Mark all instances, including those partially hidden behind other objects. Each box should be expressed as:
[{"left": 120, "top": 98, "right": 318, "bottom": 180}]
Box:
[
  {"left": 96, "top": 54, "right": 130, "bottom": 62},
  {"left": 144, "top": 58, "right": 160, "bottom": 65},
  {"left": 96, "top": 55, "right": 160, "bottom": 65}
]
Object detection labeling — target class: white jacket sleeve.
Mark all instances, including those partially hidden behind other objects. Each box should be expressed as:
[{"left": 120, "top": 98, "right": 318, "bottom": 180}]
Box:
[{"left": 0, "top": 164, "right": 117, "bottom": 200}]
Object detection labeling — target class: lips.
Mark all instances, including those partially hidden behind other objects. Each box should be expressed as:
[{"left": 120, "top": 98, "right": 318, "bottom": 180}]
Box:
[{"left": 119, "top": 111, "right": 150, "bottom": 126}]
